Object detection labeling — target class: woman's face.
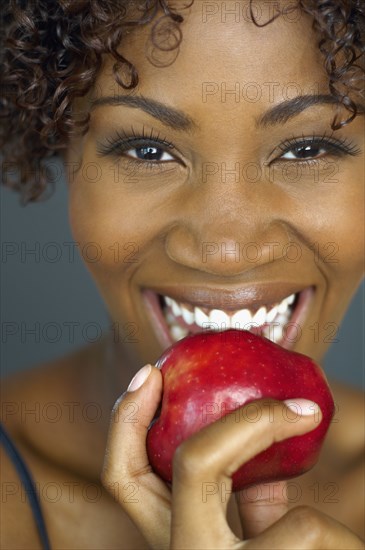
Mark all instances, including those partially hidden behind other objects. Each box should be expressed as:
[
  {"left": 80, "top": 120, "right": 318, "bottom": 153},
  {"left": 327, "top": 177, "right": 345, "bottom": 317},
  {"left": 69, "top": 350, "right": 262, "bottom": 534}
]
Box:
[{"left": 66, "top": 1, "right": 364, "bottom": 371}]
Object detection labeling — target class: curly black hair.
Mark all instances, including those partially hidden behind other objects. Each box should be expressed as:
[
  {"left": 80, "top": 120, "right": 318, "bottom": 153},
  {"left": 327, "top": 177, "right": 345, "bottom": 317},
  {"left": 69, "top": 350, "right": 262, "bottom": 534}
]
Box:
[{"left": 1, "top": 0, "right": 364, "bottom": 204}]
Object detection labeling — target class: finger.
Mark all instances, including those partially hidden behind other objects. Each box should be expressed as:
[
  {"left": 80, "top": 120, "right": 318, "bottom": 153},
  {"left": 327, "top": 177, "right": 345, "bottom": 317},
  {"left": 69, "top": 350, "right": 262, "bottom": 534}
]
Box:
[
  {"left": 245, "top": 505, "right": 365, "bottom": 549},
  {"left": 235, "top": 481, "right": 288, "bottom": 539},
  {"left": 101, "top": 364, "right": 171, "bottom": 550},
  {"left": 171, "top": 398, "right": 321, "bottom": 549},
  {"left": 236, "top": 398, "right": 323, "bottom": 538}
]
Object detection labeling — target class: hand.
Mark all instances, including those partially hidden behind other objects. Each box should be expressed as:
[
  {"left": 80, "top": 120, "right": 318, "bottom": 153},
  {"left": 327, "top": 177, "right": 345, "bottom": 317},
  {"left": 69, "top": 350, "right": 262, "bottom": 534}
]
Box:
[{"left": 101, "top": 364, "right": 364, "bottom": 550}]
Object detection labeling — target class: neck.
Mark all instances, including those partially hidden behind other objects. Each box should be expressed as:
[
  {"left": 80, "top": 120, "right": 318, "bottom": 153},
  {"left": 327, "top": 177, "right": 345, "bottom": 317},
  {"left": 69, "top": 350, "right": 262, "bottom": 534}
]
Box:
[{"left": 99, "top": 327, "right": 140, "bottom": 404}]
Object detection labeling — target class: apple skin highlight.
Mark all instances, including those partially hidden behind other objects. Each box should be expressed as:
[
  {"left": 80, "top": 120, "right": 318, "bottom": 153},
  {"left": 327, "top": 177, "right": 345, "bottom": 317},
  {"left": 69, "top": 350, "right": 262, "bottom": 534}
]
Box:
[{"left": 146, "top": 330, "right": 335, "bottom": 491}]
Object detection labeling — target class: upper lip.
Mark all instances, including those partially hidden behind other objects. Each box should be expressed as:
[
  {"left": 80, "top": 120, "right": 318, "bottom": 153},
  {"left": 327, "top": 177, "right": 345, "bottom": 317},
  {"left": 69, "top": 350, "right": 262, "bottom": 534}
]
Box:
[{"left": 143, "top": 283, "right": 308, "bottom": 311}]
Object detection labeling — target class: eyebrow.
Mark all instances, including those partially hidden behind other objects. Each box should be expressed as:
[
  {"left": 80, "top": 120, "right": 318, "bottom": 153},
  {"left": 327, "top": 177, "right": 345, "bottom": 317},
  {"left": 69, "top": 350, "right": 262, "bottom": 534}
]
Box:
[
  {"left": 91, "top": 92, "right": 364, "bottom": 132},
  {"left": 91, "top": 93, "right": 198, "bottom": 132},
  {"left": 257, "top": 94, "right": 348, "bottom": 127}
]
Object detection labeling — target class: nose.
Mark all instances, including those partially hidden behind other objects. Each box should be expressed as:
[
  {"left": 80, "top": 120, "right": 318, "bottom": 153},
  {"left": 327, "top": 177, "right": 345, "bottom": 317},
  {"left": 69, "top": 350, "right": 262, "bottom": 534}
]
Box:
[{"left": 165, "top": 179, "right": 292, "bottom": 277}]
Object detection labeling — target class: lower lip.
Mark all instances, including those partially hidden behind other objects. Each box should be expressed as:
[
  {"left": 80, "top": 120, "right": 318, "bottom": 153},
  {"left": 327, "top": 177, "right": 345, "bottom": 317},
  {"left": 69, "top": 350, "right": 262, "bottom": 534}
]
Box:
[{"left": 142, "top": 287, "right": 314, "bottom": 351}]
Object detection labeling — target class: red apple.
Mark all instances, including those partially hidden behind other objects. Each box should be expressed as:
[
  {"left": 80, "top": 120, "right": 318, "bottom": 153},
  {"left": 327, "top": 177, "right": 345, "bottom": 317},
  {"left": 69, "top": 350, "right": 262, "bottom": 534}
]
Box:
[{"left": 146, "top": 329, "right": 335, "bottom": 490}]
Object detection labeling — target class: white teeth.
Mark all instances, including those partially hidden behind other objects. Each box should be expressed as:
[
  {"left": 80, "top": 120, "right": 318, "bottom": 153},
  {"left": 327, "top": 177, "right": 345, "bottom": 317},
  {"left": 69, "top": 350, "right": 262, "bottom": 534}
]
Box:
[
  {"left": 163, "top": 292, "right": 296, "bottom": 344},
  {"left": 209, "top": 309, "right": 230, "bottom": 329},
  {"left": 266, "top": 305, "right": 278, "bottom": 322},
  {"left": 263, "top": 323, "right": 284, "bottom": 343},
  {"left": 272, "top": 324, "right": 284, "bottom": 343},
  {"left": 165, "top": 310, "right": 176, "bottom": 325},
  {"left": 194, "top": 306, "right": 210, "bottom": 328},
  {"left": 171, "top": 299, "right": 182, "bottom": 317},
  {"left": 276, "top": 313, "right": 289, "bottom": 326},
  {"left": 253, "top": 306, "right": 267, "bottom": 325},
  {"left": 170, "top": 325, "right": 189, "bottom": 341},
  {"left": 231, "top": 308, "right": 252, "bottom": 327},
  {"left": 277, "top": 298, "right": 289, "bottom": 314},
  {"left": 181, "top": 305, "right": 195, "bottom": 325}
]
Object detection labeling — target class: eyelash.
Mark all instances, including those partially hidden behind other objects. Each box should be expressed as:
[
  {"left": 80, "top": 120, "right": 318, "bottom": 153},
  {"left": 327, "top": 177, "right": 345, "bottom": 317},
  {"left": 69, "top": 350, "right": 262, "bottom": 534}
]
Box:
[
  {"left": 96, "top": 127, "right": 362, "bottom": 169},
  {"left": 96, "top": 126, "right": 178, "bottom": 171},
  {"left": 273, "top": 133, "right": 361, "bottom": 163}
]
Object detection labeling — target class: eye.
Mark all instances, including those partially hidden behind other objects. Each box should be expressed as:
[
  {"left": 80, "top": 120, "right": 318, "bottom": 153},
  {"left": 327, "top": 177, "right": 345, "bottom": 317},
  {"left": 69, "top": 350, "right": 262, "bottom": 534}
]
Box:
[
  {"left": 280, "top": 144, "right": 328, "bottom": 160},
  {"left": 96, "top": 126, "right": 182, "bottom": 169},
  {"left": 124, "top": 143, "right": 175, "bottom": 163},
  {"left": 275, "top": 134, "right": 361, "bottom": 163}
]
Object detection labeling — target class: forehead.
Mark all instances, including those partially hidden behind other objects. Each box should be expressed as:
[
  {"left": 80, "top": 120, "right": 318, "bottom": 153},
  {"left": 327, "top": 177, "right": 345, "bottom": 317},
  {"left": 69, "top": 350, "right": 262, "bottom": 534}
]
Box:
[{"left": 94, "top": 0, "right": 326, "bottom": 106}]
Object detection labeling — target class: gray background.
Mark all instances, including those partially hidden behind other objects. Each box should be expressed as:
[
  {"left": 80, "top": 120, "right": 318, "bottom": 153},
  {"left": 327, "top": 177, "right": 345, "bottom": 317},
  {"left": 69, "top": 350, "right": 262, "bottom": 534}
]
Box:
[{"left": 1, "top": 160, "right": 364, "bottom": 388}]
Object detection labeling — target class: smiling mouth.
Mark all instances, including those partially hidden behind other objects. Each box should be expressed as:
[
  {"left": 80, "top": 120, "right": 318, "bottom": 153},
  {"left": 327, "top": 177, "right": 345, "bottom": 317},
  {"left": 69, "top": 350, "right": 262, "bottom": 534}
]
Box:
[{"left": 142, "top": 286, "right": 314, "bottom": 350}]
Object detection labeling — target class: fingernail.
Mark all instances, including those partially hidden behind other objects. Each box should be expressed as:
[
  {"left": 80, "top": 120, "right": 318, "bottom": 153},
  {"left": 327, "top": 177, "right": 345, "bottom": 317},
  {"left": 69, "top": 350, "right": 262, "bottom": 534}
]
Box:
[
  {"left": 127, "top": 364, "right": 152, "bottom": 392},
  {"left": 283, "top": 398, "right": 320, "bottom": 416}
]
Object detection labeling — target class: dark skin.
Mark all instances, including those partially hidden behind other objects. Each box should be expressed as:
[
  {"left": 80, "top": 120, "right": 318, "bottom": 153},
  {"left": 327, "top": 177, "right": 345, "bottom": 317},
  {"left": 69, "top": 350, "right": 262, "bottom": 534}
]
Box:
[{"left": 1, "top": 1, "right": 364, "bottom": 548}]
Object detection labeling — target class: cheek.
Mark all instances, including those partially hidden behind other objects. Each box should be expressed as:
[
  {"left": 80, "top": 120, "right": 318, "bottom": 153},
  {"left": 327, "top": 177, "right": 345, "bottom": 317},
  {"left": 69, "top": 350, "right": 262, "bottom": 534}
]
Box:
[
  {"left": 69, "top": 190, "right": 135, "bottom": 271},
  {"left": 310, "top": 192, "right": 363, "bottom": 275},
  {"left": 336, "top": 216, "right": 365, "bottom": 275},
  {"left": 283, "top": 157, "right": 364, "bottom": 276},
  {"left": 67, "top": 167, "right": 170, "bottom": 280}
]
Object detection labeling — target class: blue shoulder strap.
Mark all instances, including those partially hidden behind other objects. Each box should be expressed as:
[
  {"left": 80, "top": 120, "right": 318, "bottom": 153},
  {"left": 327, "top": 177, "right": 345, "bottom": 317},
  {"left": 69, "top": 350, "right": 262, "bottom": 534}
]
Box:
[{"left": 0, "top": 423, "right": 51, "bottom": 550}]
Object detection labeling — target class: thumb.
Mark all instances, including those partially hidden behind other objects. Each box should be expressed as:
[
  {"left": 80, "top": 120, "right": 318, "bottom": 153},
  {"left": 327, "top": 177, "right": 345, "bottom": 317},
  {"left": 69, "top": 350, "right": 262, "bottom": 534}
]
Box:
[
  {"left": 235, "top": 480, "right": 288, "bottom": 539},
  {"left": 103, "top": 364, "right": 162, "bottom": 482},
  {"left": 101, "top": 364, "right": 171, "bottom": 550}
]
